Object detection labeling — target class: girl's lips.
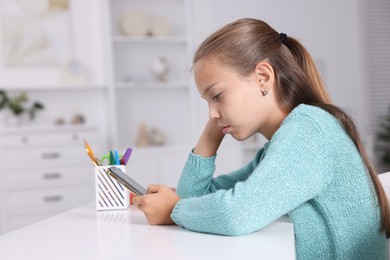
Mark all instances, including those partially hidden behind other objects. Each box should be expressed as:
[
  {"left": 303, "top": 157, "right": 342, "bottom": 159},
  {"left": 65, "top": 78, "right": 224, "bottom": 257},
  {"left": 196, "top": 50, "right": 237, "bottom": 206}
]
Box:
[{"left": 222, "top": 126, "right": 230, "bottom": 134}]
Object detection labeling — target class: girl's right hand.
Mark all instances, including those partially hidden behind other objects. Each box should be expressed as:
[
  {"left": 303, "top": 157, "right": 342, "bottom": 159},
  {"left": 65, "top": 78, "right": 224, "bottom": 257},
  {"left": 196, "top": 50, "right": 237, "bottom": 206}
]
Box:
[{"left": 193, "top": 119, "right": 225, "bottom": 157}]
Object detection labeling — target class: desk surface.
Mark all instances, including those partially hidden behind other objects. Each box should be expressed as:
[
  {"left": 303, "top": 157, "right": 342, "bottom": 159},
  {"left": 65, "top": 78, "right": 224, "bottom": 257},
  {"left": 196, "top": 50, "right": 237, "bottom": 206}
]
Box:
[{"left": 0, "top": 202, "right": 295, "bottom": 260}]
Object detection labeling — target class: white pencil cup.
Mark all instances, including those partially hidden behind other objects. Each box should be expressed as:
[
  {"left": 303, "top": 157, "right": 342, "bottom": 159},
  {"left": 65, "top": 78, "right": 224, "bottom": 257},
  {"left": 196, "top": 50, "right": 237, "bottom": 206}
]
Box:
[{"left": 94, "top": 165, "right": 130, "bottom": 211}]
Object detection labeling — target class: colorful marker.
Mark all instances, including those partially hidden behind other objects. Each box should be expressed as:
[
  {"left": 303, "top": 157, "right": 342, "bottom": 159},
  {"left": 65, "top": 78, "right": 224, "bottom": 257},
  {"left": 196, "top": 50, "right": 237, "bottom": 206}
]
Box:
[
  {"left": 121, "top": 147, "right": 133, "bottom": 165},
  {"left": 114, "top": 148, "right": 120, "bottom": 165}
]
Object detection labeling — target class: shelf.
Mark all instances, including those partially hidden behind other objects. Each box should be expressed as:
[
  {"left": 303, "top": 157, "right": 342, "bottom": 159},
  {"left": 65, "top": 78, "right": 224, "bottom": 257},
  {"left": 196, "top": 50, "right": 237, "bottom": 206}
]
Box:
[
  {"left": 106, "top": 0, "right": 194, "bottom": 151},
  {"left": 116, "top": 81, "right": 189, "bottom": 90},
  {"left": 113, "top": 35, "right": 187, "bottom": 44},
  {"left": 0, "top": 125, "right": 99, "bottom": 135},
  {"left": 1, "top": 85, "right": 107, "bottom": 92}
]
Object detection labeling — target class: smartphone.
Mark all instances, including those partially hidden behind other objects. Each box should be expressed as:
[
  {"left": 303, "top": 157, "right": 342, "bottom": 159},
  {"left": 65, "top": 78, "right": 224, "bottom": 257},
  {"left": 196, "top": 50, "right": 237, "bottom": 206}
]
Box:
[{"left": 107, "top": 166, "right": 147, "bottom": 196}]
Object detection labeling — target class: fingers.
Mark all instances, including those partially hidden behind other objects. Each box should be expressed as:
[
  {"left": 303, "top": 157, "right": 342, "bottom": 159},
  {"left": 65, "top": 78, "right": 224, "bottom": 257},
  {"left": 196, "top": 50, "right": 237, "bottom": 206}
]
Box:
[
  {"left": 147, "top": 184, "right": 165, "bottom": 194},
  {"left": 132, "top": 195, "right": 148, "bottom": 213},
  {"left": 131, "top": 187, "right": 180, "bottom": 226},
  {"left": 132, "top": 195, "right": 143, "bottom": 206},
  {"left": 132, "top": 187, "right": 159, "bottom": 207},
  {"left": 133, "top": 185, "right": 172, "bottom": 212},
  {"left": 132, "top": 193, "right": 154, "bottom": 208}
]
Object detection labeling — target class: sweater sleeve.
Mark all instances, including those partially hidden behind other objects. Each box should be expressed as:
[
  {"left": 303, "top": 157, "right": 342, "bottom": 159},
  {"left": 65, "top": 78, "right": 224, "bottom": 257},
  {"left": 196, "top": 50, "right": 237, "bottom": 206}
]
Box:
[
  {"left": 176, "top": 147, "right": 265, "bottom": 199},
  {"left": 171, "top": 115, "right": 333, "bottom": 236}
]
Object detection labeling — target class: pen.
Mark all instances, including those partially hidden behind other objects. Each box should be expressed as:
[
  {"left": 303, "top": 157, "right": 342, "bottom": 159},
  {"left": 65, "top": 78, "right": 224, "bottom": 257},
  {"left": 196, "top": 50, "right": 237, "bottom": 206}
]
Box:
[{"left": 121, "top": 147, "right": 133, "bottom": 165}]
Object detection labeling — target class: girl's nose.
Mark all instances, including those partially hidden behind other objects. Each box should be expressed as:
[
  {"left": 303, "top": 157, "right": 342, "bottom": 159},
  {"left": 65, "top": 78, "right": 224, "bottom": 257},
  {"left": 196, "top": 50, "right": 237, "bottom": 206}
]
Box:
[{"left": 209, "top": 106, "right": 220, "bottom": 120}]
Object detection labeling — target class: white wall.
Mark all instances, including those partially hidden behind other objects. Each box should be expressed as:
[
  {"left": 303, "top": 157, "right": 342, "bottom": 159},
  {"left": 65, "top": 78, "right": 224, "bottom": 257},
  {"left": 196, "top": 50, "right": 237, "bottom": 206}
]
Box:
[
  {"left": 0, "top": 0, "right": 105, "bottom": 86},
  {"left": 0, "top": 0, "right": 372, "bottom": 171}
]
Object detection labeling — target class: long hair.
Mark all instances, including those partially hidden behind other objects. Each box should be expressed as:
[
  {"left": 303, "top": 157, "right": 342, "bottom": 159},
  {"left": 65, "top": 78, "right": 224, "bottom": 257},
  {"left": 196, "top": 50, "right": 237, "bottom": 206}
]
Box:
[{"left": 194, "top": 18, "right": 390, "bottom": 236}]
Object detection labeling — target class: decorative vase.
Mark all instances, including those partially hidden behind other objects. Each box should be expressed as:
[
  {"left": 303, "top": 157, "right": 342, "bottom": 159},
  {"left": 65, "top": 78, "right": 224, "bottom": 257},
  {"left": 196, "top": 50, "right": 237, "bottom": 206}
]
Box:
[{"left": 3, "top": 112, "right": 30, "bottom": 127}]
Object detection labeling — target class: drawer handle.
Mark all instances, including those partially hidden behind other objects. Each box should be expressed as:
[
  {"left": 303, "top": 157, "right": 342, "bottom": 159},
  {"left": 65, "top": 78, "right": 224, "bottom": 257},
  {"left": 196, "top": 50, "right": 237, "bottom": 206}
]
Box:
[
  {"left": 42, "top": 152, "right": 61, "bottom": 159},
  {"left": 43, "top": 195, "right": 63, "bottom": 203},
  {"left": 42, "top": 172, "right": 62, "bottom": 180},
  {"left": 21, "top": 136, "right": 29, "bottom": 144}
]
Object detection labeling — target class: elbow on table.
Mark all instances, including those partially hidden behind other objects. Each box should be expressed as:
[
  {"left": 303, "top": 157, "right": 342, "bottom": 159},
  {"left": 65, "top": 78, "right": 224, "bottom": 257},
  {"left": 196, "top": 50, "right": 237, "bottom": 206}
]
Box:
[
  {"left": 215, "top": 210, "right": 269, "bottom": 236},
  {"left": 216, "top": 200, "right": 281, "bottom": 236},
  {"left": 215, "top": 218, "right": 260, "bottom": 236}
]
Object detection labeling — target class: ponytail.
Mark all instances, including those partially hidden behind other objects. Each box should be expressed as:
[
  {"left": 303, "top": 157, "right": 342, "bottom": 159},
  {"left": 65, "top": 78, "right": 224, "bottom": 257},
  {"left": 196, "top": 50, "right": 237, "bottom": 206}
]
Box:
[{"left": 283, "top": 37, "right": 332, "bottom": 104}]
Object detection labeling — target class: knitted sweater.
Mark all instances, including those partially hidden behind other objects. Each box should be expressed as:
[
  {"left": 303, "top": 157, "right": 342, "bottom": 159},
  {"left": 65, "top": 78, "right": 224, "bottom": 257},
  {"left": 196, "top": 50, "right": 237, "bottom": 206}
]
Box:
[{"left": 171, "top": 104, "right": 387, "bottom": 259}]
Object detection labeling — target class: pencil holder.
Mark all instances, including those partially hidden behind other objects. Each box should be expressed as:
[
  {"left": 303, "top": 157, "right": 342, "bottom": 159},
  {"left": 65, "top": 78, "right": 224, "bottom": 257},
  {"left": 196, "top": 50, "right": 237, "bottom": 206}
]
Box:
[{"left": 94, "top": 165, "right": 130, "bottom": 211}]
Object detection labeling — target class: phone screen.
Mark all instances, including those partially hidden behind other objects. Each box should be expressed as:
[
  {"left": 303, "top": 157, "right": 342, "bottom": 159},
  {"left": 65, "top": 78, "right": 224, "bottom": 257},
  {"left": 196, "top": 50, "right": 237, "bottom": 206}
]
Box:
[{"left": 107, "top": 167, "right": 147, "bottom": 196}]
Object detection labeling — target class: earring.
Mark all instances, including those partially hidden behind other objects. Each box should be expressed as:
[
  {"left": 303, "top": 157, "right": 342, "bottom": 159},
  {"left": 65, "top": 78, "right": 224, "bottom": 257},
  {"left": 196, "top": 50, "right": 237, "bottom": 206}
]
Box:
[{"left": 259, "top": 79, "right": 268, "bottom": 96}]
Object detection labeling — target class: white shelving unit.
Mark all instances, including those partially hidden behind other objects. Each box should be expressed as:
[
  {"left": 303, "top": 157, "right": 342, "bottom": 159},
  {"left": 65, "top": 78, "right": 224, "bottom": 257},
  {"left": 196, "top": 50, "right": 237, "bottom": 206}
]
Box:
[
  {"left": 101, "top": 0, "right": 196, "bottom": 186},
  {"left": 1, "top": 85, "right": 107, "bottom": 92}
]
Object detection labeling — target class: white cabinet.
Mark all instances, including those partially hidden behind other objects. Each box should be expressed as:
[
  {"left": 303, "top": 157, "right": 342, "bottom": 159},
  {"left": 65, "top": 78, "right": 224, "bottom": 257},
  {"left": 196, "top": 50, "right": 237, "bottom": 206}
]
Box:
[
  {"left": 101, "top": 0, "right": 196, "bottom": 184},
  {"left": 0, "top": 127, "right": 98, "bottom": 234}
]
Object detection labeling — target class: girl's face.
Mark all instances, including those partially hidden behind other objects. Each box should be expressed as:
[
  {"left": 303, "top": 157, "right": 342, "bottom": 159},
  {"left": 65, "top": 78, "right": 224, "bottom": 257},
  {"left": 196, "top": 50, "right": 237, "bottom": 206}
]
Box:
[{"left": 193, "top": 57, "right": 285, "bottom": 140}]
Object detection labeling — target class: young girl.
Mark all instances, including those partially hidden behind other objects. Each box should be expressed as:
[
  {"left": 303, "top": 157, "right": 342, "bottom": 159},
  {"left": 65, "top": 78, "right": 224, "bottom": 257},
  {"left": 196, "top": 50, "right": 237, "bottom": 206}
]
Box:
[{"left": 132, "top": 18, "right": 389, "bottom": 259}]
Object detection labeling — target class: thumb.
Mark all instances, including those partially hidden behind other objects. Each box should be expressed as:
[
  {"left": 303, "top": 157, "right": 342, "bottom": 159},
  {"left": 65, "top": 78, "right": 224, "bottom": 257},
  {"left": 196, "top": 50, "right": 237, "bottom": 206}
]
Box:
[{"left": 147, "top": 184, "right": 160, "bottom": 194}]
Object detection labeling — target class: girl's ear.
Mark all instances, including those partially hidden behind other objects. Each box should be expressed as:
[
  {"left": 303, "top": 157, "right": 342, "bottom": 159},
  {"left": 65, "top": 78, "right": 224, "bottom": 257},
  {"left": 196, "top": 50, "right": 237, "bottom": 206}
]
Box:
[{"left": 255, "top": 61, "right": 275, "bottom": 94}]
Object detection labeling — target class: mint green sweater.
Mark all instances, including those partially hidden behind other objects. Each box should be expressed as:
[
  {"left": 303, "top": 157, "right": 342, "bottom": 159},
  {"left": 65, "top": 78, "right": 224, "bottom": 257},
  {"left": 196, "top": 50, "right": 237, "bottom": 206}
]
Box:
[{"left": 171, "top": 104, "right": 387, "bottom": 259}]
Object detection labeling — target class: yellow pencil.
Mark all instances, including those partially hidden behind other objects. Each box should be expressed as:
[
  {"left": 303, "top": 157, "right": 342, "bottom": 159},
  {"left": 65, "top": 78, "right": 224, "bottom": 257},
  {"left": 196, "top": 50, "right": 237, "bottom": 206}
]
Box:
[{"left": 84, "top": 139, "right": 99, "bottom": 166}]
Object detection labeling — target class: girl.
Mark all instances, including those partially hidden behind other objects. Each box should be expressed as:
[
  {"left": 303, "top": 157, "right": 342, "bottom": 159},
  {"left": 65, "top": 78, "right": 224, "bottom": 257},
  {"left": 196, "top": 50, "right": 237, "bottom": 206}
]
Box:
[{"left": 132, "top": 18, "right": 389, "bottom": 259}]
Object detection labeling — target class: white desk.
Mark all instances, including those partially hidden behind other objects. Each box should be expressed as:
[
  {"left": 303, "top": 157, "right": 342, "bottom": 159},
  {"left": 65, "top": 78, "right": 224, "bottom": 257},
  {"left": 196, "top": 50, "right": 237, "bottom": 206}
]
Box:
[{"left": 0, "top": 202, "right": 295, "bottom": 260}]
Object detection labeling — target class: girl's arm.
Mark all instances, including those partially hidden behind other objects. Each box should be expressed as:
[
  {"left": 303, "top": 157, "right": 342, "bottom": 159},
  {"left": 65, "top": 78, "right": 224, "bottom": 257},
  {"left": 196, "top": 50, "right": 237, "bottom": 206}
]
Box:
[
  {"left": 176, "top": 145, "right": 266, "bottom": 199},
  {"left": 176, "top": 118, "right": 266, "bottom": 198},
  {"left": 132, "top": 119, "right": 262, "bottom": 225},
  {"left": 171, "top": 116, "right": 333, "bottom": 236}
]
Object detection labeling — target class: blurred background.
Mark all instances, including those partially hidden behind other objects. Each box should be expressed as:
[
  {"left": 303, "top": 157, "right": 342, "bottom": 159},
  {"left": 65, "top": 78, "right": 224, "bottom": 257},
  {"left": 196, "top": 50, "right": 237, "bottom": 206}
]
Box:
[{"left": 0, "top": 0, "right": 389, "bottom": 234}]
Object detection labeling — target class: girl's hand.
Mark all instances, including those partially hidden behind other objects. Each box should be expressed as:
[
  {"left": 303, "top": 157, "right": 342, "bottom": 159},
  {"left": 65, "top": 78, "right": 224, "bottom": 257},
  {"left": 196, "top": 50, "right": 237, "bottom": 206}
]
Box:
[
  {"left": 194, "top": 119, "right": 225, "bottom": 157},
  {"left": 132, "top": 185, "right": 180, "bottom": 225}
]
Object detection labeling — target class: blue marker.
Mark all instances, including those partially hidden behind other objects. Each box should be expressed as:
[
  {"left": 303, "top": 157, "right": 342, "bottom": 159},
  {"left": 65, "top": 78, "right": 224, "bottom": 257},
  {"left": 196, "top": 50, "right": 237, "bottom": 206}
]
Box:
[{"left": 114, "top": 149, "right": 120, "bottom": 165}]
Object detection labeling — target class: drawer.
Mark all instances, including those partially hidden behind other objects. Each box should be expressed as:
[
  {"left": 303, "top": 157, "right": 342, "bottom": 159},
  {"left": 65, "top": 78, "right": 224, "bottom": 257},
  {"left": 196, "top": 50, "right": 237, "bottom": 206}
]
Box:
[
  {"left": 3, "top": 165, "right": 94, "bottom": 189},
  {"left": 4, "top": 185, "right": 94, "bottom": 215},
  {"left": 0, "top": 131, "right": 98, "bottom": 147},
  {"left": 5, "top": 146, "right": 90, "bottom": 168}
]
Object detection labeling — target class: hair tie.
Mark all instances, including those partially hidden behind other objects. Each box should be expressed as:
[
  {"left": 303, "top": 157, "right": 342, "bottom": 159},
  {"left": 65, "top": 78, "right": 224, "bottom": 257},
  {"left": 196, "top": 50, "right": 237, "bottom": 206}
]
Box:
[{"left": 280, "top": 33, "right": 287, "bottom": 44}]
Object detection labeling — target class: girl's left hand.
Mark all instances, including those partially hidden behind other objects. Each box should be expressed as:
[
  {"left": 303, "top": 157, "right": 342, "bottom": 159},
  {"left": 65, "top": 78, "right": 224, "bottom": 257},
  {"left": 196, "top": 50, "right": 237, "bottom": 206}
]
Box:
[{"left": 132, "top": 184, "right": 180, "bottom": 225}]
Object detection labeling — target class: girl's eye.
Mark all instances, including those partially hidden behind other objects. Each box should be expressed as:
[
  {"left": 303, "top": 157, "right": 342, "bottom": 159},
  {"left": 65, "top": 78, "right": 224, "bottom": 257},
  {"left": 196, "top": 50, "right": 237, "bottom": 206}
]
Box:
[{"left": 213, "top": 93, "right": 221, "bottom": 101}]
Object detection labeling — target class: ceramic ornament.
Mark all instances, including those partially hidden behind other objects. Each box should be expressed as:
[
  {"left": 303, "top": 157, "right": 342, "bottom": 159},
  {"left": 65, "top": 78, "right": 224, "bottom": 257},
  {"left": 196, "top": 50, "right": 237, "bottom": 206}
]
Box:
[
  {"left": 150, "top": 57, "right": 169, "bottom": 82},
  {"left": 150, "top": 16, "right": 172, "bottom": 37},
  {"left": 149, "top": 127, "right": 166, "bottom": 146},
  {"left": 136, "top": 123, "right": 150, "bottom": 147},
  {"left": 119, "top": 9, "right": 150, "bottom": 36}
]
